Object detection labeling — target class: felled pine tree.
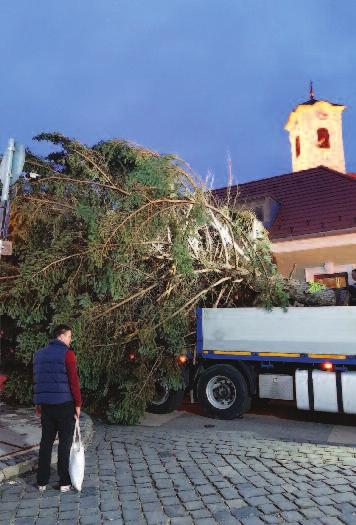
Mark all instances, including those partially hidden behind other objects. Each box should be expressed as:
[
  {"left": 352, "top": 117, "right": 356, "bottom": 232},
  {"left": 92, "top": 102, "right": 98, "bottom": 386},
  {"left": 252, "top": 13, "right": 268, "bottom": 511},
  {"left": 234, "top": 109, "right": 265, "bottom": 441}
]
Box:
[{"left": 0, "top": 133, "right": 288, "bottom": 424}]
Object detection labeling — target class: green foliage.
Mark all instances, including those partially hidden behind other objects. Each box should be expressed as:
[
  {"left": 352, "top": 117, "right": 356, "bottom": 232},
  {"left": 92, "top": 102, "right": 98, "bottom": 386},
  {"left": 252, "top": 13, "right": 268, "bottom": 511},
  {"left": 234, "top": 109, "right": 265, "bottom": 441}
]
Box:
[
  {"left": 172, "top": 237, "right": 194, "bottom": 276},
  {"left": 307, "top": 280, "right": 327, "bottom": 294},
  {"left": 0, "top": 133, "right": 289, "bottom": 424},
  {"left": 3, "top": 371, "right": 33, "bottom": 405},
  {"left": 15, "top": 332, "right": 48, "bottom": 366}
]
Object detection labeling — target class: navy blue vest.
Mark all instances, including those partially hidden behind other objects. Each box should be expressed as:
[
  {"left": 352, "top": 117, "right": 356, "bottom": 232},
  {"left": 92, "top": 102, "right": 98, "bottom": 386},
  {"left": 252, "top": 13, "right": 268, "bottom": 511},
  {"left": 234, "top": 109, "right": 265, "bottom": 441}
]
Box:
[{"left": 33, "top": 340, "right": 73, "bottom": 405}]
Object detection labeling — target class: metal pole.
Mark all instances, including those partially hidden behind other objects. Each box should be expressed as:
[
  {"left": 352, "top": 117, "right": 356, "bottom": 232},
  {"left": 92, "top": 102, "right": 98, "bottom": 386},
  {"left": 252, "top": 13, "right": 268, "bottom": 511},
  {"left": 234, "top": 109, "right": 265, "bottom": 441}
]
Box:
[
  {"left": 0, "top": 138, "right": 15, "bottom": 241},
  {"left": 1, "top": 138, "right": 15, "bottom": 202}
]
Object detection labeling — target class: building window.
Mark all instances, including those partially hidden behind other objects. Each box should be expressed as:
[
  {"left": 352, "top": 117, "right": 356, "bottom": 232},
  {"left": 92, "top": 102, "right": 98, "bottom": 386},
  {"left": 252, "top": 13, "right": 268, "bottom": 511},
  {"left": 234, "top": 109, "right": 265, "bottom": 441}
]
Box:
[
  {"left": 295, "top": 136, "right": 300, "bottom": 157},
  {"left": 317, "top": 128, "right": 330, "bottom": 149}
]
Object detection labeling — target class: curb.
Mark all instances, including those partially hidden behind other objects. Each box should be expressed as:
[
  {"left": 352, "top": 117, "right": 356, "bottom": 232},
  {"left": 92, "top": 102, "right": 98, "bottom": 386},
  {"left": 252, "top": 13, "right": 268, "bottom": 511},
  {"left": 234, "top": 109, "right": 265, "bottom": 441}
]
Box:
[{"left": 0, "top": 411, "right": 94, "bottom": 483}]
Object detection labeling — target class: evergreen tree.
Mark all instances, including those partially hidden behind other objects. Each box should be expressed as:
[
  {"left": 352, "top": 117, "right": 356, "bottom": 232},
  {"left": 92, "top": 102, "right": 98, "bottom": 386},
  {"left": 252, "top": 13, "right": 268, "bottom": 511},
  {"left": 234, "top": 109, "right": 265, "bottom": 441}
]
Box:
[{"left": 0, "top": 133, "right": 288, "bottom": 424}]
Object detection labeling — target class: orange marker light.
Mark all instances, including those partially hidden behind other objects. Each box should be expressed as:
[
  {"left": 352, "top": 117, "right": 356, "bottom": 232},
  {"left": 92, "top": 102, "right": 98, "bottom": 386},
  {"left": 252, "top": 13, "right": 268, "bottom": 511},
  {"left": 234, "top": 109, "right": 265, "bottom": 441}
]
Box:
[
  {"left": 177, "top": 354, "right": 188, "bottom": 365},
  {"left": 321, "top": 362, "right": 333, "bottom": 371}
]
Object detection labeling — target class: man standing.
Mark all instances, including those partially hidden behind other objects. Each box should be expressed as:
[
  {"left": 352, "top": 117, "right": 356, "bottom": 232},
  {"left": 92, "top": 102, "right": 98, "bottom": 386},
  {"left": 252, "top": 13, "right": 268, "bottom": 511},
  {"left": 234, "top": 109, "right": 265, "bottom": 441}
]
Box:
[{"left": 33, "top": 324, "right": 81, "bottom": 492}]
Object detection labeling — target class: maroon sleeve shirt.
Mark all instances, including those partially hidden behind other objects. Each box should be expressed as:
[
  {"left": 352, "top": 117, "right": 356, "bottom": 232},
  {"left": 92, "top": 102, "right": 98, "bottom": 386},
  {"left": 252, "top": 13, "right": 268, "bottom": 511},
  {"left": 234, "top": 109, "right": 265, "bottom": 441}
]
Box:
[{"left": 65, "top": 349, "right": 82, "bottom": 407}]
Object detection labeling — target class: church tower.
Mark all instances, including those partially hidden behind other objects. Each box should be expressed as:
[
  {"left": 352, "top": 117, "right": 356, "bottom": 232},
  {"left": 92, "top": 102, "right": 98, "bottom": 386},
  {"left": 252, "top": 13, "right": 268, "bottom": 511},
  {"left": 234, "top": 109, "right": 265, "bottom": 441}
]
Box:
[{"left": 285, "top": 84, "right": 346, "bottom": 173}]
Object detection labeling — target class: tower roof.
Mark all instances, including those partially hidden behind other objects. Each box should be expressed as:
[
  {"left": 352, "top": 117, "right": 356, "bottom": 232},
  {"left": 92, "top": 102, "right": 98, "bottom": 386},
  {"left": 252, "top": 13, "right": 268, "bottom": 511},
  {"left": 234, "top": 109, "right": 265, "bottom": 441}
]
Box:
[
  {"left": 292, "top": 83, "right": 344, "bottom": 111},
  {"left": 294, "top": 98, "right": 344, "bottom": 110},
  {"left": 285, "top": 89, "right": 345, "bottom": 132}
]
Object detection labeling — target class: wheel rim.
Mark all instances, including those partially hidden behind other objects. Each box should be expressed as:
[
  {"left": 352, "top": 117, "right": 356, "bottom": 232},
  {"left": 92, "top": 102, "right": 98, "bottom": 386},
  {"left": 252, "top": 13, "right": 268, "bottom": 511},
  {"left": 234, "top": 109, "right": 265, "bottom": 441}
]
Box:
[
  {"left": 151, "top": 380, "right": 170, "bottom": 406},
  {"left": 206, "top": 375, "right": 236, "bottom": 409}
]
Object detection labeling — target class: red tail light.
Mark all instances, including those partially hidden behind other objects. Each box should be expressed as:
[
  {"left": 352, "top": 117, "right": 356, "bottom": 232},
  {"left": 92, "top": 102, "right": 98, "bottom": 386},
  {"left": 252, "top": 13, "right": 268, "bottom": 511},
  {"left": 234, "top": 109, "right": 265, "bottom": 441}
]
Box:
[
  {"left": 321, "top": 362, "right": 333, "bottom": 372},
  {"left": 177, "top": 354, "right": 188, "bottom": 365}
]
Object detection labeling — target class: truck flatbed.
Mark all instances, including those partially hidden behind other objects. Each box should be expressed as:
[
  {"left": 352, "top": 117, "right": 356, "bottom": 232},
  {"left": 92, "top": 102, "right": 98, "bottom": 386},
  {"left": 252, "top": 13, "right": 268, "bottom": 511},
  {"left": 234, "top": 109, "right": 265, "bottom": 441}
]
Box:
[{"left": 197, "top": 307, "right": 356, "bottom": 364}]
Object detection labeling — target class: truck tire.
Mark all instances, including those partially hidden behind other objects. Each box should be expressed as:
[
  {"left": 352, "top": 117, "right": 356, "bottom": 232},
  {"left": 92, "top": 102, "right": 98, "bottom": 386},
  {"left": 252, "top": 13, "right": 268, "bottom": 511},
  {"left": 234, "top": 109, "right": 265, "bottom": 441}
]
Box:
[
  {"left": 197, "top": 365, "right": 250, "bottom": 419},
  {"left": 147, "top": 379, "right": 185, "bottom": 414}
]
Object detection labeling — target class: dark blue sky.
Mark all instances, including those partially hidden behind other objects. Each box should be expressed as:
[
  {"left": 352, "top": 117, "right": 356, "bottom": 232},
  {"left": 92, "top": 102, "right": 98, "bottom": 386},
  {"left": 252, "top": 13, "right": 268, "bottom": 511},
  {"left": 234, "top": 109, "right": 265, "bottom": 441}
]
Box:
[{"left": 1, "top": 1, "right": 355, "bottom": 187}]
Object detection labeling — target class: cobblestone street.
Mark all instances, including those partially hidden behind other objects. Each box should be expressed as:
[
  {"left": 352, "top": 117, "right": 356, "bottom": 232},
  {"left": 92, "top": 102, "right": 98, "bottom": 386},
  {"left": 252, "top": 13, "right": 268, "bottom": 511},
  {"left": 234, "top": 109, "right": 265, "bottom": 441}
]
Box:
[{"left": 2, "top": 421, "right": 356, "bottom": 525}]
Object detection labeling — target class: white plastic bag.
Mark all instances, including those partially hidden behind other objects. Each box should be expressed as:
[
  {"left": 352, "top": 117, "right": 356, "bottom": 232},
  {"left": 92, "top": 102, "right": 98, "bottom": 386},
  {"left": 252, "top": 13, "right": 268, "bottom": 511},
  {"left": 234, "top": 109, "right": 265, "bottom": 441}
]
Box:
[{"left": 69, "top": 418, "right": 85, "bottom": 491}]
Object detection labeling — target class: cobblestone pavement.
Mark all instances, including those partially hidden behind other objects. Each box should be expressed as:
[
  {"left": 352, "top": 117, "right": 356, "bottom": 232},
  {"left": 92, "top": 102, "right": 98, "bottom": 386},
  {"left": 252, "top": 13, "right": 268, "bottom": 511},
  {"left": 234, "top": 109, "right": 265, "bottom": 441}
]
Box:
[{"left": 2, "top": 422, "right": 356, "bottom": 524}]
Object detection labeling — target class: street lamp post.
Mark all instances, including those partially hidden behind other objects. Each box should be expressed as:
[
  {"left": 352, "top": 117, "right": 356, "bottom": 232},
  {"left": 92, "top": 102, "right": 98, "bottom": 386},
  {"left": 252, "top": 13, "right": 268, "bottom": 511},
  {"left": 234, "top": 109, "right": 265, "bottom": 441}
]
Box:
[{"left": 0, "top": 138, "right": 25, "bottom": 256}]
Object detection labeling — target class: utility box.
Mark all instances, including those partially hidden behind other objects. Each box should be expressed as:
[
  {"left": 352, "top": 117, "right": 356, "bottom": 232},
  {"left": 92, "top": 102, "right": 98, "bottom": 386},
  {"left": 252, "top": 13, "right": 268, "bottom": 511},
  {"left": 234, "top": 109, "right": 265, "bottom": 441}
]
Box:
[{"left": 259, "top": 374, "right": 294, "bottom": 400}]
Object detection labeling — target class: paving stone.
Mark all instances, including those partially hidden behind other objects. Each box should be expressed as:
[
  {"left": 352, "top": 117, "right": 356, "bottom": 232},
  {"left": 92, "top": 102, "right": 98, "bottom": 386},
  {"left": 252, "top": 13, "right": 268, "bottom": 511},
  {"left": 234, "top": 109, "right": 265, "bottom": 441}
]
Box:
[
  {"left": 340, "top": 515, "right": 356, "bottom": 525},
  {"left": 18, "top": 498, "right": 39, "bottom": 509},
  {"left": 178, "top": 490, "right": 199, "bottom": 502},
  {"left": 263, "top": 514, "right": 285, "bottom": 524},
  {"left": 338, "top": 503, "right": 356, "bottom": 514},
  {"left": 331, "top": 492, "right": 356, "bottom": 504},
  {"left": 258, "top": 503, "right": 278, "bottom": 514},
  {"left": 191, "top": 508, "right": 213, "bottom": 519},
  {"left": 14, "top": 518, "right": 38, "bottom": 525},
  {"left": 119, "top": 491, "right": 138, "bottom": 501},
  {"left": 194, "top": 518, "right": 217, "bottom": 525},
  {"left": 207, "top": 502, "right": 229, "bottom": 513},
  {"left": 38, "top": 508, "right": 57, "bottom": 517},
  {"left": 220, "top": 487, "right": 240, "bottom": 500},
  {"left": 79, "top": 514, "right": 101, "bottom": 524},
  {"left": 239, "top": 487, "right": 266, "bottom": 498},
  {"left": 144, "top": 510, "right": 169, "bottom": 524},
  {"left": 197, "top": 484, "right": 216, "bottom": 496},
  {"left": 35, "top": 519, "right": 58, "bottom": 525},
  {"left": 102, "top": 509, "right": 122, "bottom": 520},
  {"left": 163, "top": 504, "right": 186, "bottom": 517},
  {"left": 1, "top": 500, "right": 19, "bottom": 511},
  {"left": 280, "top": 510, "right": 304, "bottom": 522},
  {"left": 16, "top": 506, "right": 39, "bottom": 517},
  {"left": 245, "top": 495, "right": 270, "bottom": 507},
  {"left": 183, "top": 500, "right": 204, "bottom": 511},
  {"left": 158, "top": 488, "right": 176, "bottom": 498},
  {"left": 319, "top": 505, "right": 341, "bottom": 517},
  {"left": 268, "top": 494, "right": 297, "bottom": 511},
  {"left": 213, "top": 509, "right": 240, "bottom": 524},
  {"left": 142, "top": 501, "right": 163, "bottom": 511},
  {"left": 321, "top": 518, "right": 345, "bottom": 525},
  {"left": 313, "top": 495, "right": 334, "bottom": 506},
  {"left": 240, "top": 517, "right": 265, "bottom": 525},
  {"left": 39, "top": 496, "right": 59, "bottom": 508},
  {"left": 297, "top": 497, "right": 316, "bottom": 508},
  {"left": 169, "top": 518, "right": 194, "bottom": 525},
  {"left": 301, "top": 506, "right": 325, "bottom": 519},
  {"left": 159, "top": 494, "right": 179, "bottom": 506},
  {"left": 226, "top": 498, "right": 247, "bottom": 509},
  {"left": 231, "top": 506, "right": 260, "bottom": 519},
  {"left": 203, "top": 494, "right": 223, "bottom": 504}
]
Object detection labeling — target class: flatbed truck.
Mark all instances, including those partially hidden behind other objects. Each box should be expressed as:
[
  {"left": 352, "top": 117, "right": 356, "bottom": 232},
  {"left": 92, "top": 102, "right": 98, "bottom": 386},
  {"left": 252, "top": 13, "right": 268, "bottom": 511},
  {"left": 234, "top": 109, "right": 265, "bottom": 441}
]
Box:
[{"left": 148, "top": 306, "right": 356, "bottom": 419}]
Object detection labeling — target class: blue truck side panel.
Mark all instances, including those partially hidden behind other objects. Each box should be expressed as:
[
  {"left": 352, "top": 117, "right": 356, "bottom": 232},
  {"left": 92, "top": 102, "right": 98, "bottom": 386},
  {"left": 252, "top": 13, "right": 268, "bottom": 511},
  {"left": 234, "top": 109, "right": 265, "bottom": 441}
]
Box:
[
  {"left": 198, "top": 351, "right": 356, "bottom": 366},
  {"left": 196, "top": 307, "right": 203, "bottom": 356}
]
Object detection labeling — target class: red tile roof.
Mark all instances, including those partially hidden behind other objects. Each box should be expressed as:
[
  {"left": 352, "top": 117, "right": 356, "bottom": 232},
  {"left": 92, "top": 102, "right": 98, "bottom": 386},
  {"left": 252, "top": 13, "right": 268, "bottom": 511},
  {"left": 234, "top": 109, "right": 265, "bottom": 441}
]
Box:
[{"left": 212, "top": 166, "right": 356, "bottom": 241}]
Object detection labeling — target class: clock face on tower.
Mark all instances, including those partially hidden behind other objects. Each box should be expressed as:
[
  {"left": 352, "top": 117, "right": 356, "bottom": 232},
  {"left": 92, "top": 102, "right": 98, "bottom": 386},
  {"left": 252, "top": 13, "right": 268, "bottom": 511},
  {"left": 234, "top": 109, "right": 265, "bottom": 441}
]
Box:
[{"left": 316, "top": 110, "right": 328, "bottom": 120}]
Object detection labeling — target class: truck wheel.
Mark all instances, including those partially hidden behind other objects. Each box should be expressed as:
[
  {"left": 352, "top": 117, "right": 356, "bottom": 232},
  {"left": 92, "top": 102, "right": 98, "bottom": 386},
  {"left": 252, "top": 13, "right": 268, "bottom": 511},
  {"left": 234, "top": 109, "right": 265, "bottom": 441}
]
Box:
[
  {"left": 147, "top": 379, "right": 185, "bottom": 414},
  {"left": 197, "top": 365, "right": 250, "bottom": 419}
]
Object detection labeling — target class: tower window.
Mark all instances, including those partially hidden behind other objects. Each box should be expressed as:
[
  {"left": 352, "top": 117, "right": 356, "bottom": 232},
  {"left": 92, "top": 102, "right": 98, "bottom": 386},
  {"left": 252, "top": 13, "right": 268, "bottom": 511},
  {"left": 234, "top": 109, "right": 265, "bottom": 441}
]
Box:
[
  {"left": 295, "top": 136, "right": 300, "bottom": 157},
  {"left": 317, "top": 128, "right": 330, "bottom": 148}
]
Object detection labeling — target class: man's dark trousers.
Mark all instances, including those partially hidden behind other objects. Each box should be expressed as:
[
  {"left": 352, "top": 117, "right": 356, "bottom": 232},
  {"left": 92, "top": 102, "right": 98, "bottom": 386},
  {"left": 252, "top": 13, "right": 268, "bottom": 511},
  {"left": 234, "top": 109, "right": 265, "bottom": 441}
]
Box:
[{"left": 37, "top": 402, "right": 75, "bottom": 486}]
